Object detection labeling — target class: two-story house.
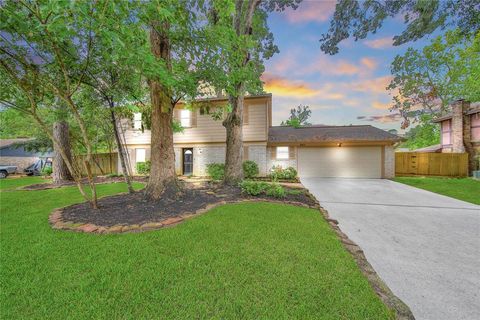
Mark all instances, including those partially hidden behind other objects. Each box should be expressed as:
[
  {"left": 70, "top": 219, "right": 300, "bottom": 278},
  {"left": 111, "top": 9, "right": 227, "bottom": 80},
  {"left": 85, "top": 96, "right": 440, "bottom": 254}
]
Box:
[{"left": 119, "top": 93, "right": 401, "bottom": 178}]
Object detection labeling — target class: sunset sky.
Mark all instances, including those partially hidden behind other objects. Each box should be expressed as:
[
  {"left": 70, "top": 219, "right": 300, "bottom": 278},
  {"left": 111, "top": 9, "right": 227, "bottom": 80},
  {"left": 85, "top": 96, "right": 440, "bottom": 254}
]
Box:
[{"left": 263, "top": 0, "right": 440, "bottom": 132}]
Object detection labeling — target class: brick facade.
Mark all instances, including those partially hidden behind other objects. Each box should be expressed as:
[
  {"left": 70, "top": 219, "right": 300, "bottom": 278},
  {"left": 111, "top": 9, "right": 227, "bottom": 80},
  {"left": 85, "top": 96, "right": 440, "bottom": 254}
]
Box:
[{"left": 384, "top": 146, "right": 395, "bottom": 178}]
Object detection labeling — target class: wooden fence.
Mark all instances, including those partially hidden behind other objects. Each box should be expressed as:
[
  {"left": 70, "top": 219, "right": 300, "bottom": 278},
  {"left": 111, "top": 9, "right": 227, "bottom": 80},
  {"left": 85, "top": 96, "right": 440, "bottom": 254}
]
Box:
[
  {"left": 395, "top": 152, "right": 469, "bottom": 177},
  {"left": 75, "top": 152, "right": 118, "bottom": 176}
]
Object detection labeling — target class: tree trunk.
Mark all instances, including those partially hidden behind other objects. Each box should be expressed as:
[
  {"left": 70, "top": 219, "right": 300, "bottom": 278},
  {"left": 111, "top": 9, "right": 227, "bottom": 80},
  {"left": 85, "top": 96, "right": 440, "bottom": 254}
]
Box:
[
  {"left": 52, "top": 120, "right": 73, "bottom": 184},
  {"left": 144, "top": 21, "right": 179, "bottom": 200},
  {"left": 109, "top": 105, "right": 134, "bottom": 193},
  {"left": 223, "top": 92, "right": 244, "bottom": 184}
]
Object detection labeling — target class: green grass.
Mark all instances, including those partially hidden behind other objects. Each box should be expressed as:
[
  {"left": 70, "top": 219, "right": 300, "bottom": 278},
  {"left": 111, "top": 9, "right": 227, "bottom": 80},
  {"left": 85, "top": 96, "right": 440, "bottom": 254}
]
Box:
[
  {"left": 394, "top": 176, "right": 480, "bottom": 205},
  {"left": 0, "top": 176, "right": 50, "bottom": 190},
  {"left": 1, "top": 178, "right": 392, "bottom": 319}
]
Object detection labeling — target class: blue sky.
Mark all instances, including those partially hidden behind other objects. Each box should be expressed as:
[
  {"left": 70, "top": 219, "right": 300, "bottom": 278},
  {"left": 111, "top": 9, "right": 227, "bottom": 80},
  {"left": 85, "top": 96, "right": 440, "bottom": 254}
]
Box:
[{"left": 263, "top": 0, "right": 439, "bottom": 132}]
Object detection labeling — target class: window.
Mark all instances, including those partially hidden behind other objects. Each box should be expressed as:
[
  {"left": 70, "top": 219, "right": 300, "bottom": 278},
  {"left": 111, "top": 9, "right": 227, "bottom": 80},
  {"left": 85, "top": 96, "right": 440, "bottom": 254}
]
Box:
[
  {"left": 180, "top": 109, "right": 191, "bottom": 127},
  {"left": 472, "top": 114, "right": 480, "bottom": 141},
  {"left": 136, "top": 148, "right": 146, "bottom": 163},
  {"left": 441, "top": 120, "right": 452, "bottom": 145},
  {"left": 276, "top": 146, "right": 289, "bottom": 160},
  {"left": 133, "top": 113, "right": 142, "bottom": 130}
]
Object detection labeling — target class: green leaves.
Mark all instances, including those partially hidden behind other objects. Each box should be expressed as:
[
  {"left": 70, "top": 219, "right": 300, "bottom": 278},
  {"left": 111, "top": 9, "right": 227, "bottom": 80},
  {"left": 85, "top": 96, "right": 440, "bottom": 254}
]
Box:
[{"left": 388, "top": 29, "right": 480, "bottom": 127}]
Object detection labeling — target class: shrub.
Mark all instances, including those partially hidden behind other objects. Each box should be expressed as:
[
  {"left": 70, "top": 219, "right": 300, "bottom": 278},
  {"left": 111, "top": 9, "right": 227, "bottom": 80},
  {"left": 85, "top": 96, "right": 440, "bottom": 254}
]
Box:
[
  {"left": 269, "top": 166, "right": 297, "bottom": 181},
  {"left": 41, "top": 166, "right": 52, "bottom": 176},
  {"left": 265, "top": 183, "right": 286, "bottom": 198},
  {"left": 106, "top": 173, "right": 123, "bottom": 178},
  {"left": 136, "top": 161, "right": 151, "bottom": 175},
  {"left": 207, "top": 163, "right": 225, "bottom": 181},
  {"left": 239, "top": 180, "right": 269, "bottom": 196},
  {"left": 242, "top": 160, "right": 259, "bottom": 178}
]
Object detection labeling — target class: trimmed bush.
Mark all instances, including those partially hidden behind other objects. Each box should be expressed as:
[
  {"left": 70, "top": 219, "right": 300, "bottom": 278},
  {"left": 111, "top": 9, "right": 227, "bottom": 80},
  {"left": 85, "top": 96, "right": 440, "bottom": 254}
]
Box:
[
  {"left": 41, "top": 166, "right": 52, "bottom": 176},
  {"left": 269, "top": 165, "right": 297, "bottom": 181},
  {"left": 239, "top": 180, "right": 269, "bottom": 196},
  {"left": 207, "top": 163, "right": 225, "bottom": 181},
  {"left": 136, "top": 161, "right": 151, "bottom": 175},
  {"left": 265, "top": 183, "right": 286, "bottom": 198},
  {"left": 242, "top": 160, "right": 259, "bottom": 178}
]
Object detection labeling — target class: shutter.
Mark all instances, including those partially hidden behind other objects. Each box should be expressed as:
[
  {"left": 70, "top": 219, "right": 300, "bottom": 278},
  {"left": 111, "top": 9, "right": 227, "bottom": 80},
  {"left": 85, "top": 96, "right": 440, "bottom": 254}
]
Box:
[
  {"left": 243, "top": 105, "right": 249, "bottom": 125},
  {"left": 173, "top": 108, "right": 181, "bottom": 122},
  {"left": 289, "top": 146, "right": 296, "bottom": 160},
  {"left": 243, "top": 146, "right": 249, "bottom": 161},
  {"left": 270, "top": 147, "right": 277, "bottom": 160},
  {"left": 190, "top": 109, "right": 197, "bottom": 127},
  {"left": 145, "top": 148, "right": 151, "bottom": 161}
]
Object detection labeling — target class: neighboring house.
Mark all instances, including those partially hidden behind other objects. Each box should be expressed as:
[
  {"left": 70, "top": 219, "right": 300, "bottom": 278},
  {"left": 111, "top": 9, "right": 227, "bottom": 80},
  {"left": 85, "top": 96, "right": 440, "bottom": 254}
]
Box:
[
  {"left": 0, "top": 138, "right": 53, "bottom": 172},
  {"left": 433, "top": 100, "right": 480, "bottom": 172},
  {"left": 119, "top": 93, "right": 402, "bottom": 178}
]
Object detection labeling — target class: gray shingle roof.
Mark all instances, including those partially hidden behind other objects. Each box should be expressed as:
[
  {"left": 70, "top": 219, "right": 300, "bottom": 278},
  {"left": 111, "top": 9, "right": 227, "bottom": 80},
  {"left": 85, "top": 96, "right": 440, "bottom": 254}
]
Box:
[{"left": 268, "top": 125, "right": 402, "bottom": 144}]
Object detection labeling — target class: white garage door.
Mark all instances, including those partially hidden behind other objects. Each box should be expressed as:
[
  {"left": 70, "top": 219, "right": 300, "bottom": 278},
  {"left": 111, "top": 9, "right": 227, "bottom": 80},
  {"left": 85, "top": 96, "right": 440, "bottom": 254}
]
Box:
[{"left": 298, "top": 146, "right": 382, "bottom": 178}]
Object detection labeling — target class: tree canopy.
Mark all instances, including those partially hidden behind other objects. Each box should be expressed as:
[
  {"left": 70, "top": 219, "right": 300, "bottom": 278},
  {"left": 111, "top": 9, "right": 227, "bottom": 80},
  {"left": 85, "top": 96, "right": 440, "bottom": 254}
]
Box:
[
  {"left": 388, "top": 30, "right": 480, "bottom": 128},
  {"left": 320, "top": 0, "right": 480, "bottom": 55}
]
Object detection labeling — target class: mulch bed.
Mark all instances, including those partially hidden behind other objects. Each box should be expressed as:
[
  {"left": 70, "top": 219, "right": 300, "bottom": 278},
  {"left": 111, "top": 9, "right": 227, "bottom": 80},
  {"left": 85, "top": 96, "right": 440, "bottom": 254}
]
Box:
[
  {"left": 51, "top": 181, "right": 318, "bottom": 233},
  {"left": 21, "top": 176, "right": 148, "bottom": 190},
  {"left": 48, "top": 180, "right": 414, "bottom": 319}
]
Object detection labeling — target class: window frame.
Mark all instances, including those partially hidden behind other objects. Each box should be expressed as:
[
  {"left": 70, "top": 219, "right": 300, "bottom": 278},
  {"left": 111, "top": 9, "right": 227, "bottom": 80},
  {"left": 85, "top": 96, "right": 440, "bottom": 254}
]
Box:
[
  {"left": 180, "top": 109, "right": 192, "bottom": 128},
  {"left": 135, "top": 148, "right": 146, "bottom": 163},
  {"left": 276, "top": 146, "right": 289, "bottom": 160}
]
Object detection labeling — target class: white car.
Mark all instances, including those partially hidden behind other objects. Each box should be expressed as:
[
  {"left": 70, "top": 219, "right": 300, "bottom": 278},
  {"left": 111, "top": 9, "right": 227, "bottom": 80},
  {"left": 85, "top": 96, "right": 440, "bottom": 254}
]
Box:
[{"left": 0, "top": 165, "right": 17, "bottom": 178}]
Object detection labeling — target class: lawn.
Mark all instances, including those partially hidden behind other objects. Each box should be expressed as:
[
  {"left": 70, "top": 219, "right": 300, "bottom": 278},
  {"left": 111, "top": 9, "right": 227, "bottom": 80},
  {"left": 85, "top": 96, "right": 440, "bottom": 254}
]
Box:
[
  {"left": 1, "top": 178, "right": 392, "bottom": 319},
  {"left": 0, "top": 176, "right": 50, "bottom": 190},
  {"left": 394, "top": 176, "right": 480, "bottom": 205}
]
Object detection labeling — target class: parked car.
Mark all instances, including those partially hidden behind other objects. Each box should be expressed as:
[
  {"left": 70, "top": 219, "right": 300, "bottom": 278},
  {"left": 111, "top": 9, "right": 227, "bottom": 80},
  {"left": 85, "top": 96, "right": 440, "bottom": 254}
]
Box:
[
  {"left": 0, "top": 165, "right": 17, "bottom": 178},
  {"left": 24, "top": 158, "right": 52, "bottom": 176}
]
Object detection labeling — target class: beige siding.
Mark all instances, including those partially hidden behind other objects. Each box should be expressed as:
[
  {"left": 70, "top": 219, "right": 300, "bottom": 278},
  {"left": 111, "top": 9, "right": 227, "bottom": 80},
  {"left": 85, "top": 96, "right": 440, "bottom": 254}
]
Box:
[{"left": 122, "top": 100, "right": 268, "bottom": 145}]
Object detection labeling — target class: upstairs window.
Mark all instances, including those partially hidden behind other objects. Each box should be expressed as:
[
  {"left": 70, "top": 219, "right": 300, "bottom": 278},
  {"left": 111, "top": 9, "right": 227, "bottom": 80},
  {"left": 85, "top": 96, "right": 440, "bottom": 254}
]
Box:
[
  {"left": 180, "top": 109, "right": 192, "bottom": 127},
  {"left": 133, "top": 113, "right": 142, "bottom": 130},
  {"left": 441, "top": 120, "right": 452, "bottom": 145},
  {"left": 276, "top": 146, "right": 289, "bottom": 160}
]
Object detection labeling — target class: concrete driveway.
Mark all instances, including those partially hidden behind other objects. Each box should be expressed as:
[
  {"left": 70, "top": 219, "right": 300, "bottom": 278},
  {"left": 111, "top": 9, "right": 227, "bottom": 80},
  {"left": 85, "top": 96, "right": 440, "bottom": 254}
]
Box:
[{"left": 301, "top": 178, "right": 480, "bottom": 320}]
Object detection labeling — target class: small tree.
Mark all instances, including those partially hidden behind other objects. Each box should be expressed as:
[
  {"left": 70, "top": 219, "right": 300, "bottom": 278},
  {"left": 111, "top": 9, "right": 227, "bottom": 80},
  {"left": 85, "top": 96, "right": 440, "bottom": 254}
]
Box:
[
  {"left": 281, "top": 105, "right": 312, "bottom": 128},
  {"left": 0, "top": 0, "right": 115, "bottom": 208}
]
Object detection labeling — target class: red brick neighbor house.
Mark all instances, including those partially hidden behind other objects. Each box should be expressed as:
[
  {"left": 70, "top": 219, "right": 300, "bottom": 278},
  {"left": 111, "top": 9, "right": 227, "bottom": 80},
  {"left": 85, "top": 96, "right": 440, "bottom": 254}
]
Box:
[
  {"left": 119, "top": 93, "right": 402, "bottom": 179},
  {"left": 433, "top": 100, "right": 480, "bottom": 173}
]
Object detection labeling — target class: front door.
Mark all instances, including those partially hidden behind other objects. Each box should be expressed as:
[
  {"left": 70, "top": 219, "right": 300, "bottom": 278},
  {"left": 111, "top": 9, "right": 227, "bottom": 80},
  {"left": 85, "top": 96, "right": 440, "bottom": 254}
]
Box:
[{"left": 183, "top": 148, "right": 193, "bottom": 175}]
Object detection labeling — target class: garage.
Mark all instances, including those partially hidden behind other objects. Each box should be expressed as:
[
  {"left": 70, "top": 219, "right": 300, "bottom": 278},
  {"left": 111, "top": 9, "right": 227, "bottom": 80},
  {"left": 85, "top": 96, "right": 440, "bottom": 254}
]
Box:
[
  {"left": 297, "top": 146, "right": 382, "bottom": 178},
  {"left": 268, "top": 125, "right": 402, "bottom": 179}
]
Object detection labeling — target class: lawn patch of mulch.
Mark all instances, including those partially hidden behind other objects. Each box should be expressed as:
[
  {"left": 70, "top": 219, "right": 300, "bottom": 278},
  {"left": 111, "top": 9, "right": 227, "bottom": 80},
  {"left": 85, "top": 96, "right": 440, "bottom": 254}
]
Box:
[
  {"left": 21, "top": 176, "right": 148, "bottom": 190},
  {"left": 52, "top": 181, "right": 318, "bottom": 233}
]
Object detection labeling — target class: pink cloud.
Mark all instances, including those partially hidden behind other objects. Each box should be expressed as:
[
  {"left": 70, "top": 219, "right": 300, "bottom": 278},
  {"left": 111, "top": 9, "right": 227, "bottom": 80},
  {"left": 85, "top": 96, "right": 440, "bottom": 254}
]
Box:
[
  {"left": 364, "top": 37, "right": 393, "bottom": 49},
  {"left": 360, "top": 57, "right": 378, "bottom": 70},
  {"left": 348, "top": 76, "right": 393, "bottom": 94},
  {"left": 283, "top": 0, "right": 336, "bottom": 24}
]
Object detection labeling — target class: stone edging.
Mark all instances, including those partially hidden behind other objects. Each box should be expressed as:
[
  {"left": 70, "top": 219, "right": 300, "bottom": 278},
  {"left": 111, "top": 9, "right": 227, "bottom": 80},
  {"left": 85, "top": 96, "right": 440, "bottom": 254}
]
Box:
[
  {"left": 48, "top": 199, "right": 316, "bottom": 235},
  {"left": 303, "top": 189, "right": 415, "bottom": 320},
  {"left": 49, "top": 192, "right": 414, "bottom": 319}
]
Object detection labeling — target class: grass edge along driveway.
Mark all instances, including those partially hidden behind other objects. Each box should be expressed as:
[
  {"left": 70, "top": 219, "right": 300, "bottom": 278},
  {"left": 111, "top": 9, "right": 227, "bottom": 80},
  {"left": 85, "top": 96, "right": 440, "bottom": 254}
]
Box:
[
  {"left": 1, "top": 179, "right": 393, "bottom": 319},
  {"left": 394, "top": 176, "right": 480, "bottom": 205}
]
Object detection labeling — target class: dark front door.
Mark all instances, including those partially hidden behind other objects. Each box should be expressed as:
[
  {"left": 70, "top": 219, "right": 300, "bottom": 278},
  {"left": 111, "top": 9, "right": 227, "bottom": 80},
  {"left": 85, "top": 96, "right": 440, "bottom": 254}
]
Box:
[{"left": 183, "top": 148, "right": 193, "bottom": 175}]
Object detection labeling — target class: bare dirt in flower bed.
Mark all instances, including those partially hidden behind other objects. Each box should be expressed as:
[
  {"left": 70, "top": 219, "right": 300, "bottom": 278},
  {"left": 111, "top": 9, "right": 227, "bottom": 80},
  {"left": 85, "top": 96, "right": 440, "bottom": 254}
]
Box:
[
  {"left": 59, "top": 181, "right": 318, "bottom": 228},
  {"left": 21, "top": 176, "right": 148, "bottom": 190}
]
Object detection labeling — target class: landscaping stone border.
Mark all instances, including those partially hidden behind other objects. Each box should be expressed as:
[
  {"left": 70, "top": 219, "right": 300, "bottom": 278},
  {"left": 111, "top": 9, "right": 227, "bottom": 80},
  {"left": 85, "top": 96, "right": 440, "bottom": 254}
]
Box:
[
  {"left": 48, "top": 186, "right": 414, "bottom": 319},
  {"left": 49, "top": 199, "right": 316, "bottom": 234}
]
